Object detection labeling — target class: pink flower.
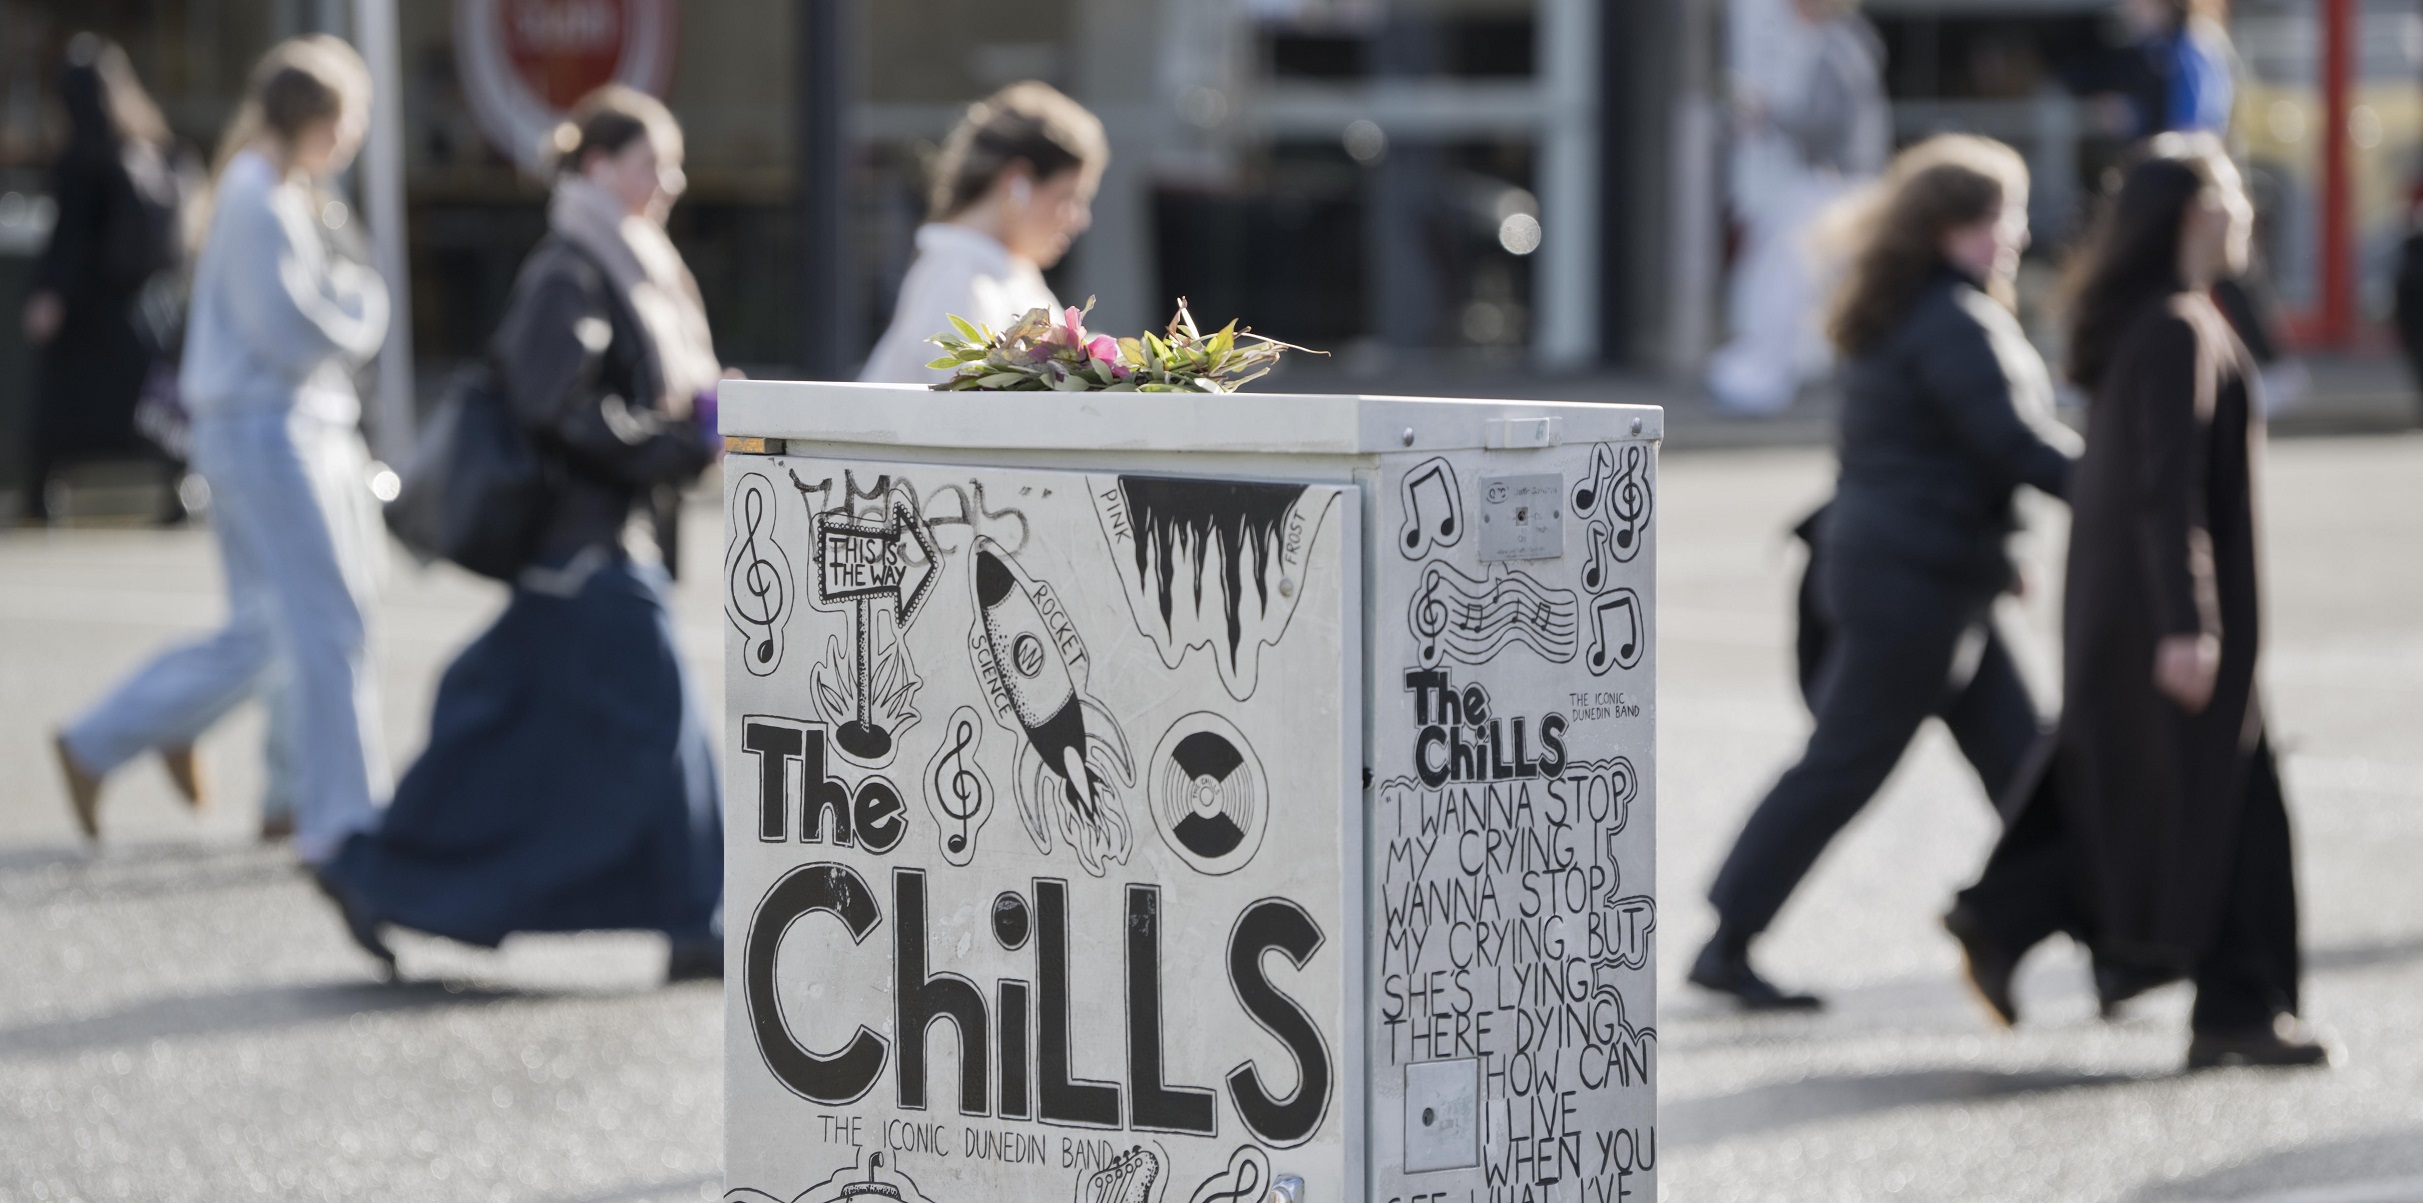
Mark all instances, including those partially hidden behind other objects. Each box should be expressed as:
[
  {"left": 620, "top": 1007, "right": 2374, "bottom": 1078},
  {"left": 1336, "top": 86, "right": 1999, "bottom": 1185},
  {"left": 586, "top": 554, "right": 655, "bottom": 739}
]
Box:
[{"left": 1085, "top": 334, "right": 1121, "bottom": 364}]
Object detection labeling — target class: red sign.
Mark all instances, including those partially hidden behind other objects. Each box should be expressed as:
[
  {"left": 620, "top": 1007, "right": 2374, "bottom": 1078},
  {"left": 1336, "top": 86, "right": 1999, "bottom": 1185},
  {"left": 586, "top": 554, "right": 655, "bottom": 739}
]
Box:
[{"left": 456, "top": 0, "right": 680, "bottom": 170}]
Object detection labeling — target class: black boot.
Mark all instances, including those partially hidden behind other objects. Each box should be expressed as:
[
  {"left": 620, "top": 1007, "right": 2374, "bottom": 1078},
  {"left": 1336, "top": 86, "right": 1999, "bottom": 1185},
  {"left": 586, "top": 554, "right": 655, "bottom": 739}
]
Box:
[
  {"left": 1688, "top": 927, "right": 1822, "bottom": 1011},
  {"left": 2186, "top": 1015, "right": 2336, "bottom": 1070},
  {"left": 310, "top": 852, "right": 397, "bottom": 980},
  {"left": 1943, "top": 903, "right": 2019, "bottom": 1027}
]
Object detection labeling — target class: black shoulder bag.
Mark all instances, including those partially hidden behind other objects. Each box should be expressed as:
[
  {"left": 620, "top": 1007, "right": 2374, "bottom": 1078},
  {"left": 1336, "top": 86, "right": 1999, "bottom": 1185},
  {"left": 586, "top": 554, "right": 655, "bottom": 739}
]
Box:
[{"left": 382, "top": 361, "right": 548, "bottom": 581}]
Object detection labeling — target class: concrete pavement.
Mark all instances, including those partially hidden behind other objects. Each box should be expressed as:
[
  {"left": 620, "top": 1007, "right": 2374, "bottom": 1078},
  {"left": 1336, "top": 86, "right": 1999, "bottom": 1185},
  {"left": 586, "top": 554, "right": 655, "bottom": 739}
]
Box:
[{"left": 3, "top": 433, "right": 2421, "bottom": 1201}]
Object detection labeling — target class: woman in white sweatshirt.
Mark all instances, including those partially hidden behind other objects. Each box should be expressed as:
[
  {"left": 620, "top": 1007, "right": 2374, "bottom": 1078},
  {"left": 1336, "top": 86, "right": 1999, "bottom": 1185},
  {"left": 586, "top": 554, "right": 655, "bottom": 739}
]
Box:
[
  {"left": 54, "top": 37, "right": 389, "bottom": 869},
  {"left": 859, "top": 81, "right": 1108, "bottom": 383}
]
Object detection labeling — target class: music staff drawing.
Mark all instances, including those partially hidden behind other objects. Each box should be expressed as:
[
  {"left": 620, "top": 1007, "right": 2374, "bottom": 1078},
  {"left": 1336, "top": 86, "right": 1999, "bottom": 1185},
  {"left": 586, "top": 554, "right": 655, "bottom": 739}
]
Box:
[
  {"left": 725, "top": 471, "right": 793, "bottom": 676},
  {"left": 1396, "top": 457, "right": 1464, "bottom": 560},
  {"left": 1407, "top": 561, "right": 1581, "bottom": 668}
]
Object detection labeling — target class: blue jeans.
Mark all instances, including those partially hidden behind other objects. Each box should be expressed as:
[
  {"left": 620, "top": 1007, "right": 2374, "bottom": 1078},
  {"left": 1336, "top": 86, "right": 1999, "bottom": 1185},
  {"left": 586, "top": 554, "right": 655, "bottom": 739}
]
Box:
[{"left": 63, "top": 410, "right": 388, "bottom": 861}]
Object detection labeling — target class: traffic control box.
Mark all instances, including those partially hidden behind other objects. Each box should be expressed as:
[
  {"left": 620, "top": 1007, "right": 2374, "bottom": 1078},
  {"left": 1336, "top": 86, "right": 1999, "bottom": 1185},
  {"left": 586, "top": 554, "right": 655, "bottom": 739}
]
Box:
[{"left": 717, "top": 384, "right": 1660, "bottom": 1203}]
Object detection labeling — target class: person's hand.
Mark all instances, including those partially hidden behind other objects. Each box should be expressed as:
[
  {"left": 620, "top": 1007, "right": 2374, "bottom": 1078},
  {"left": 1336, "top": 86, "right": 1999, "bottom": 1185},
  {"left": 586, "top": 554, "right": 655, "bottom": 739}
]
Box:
[
  {"left": 2153, "top": 633, "right": 2220, "bottom": 714},
  {"left": 22, "top": 291, "right": 62, "bottom": 345}
]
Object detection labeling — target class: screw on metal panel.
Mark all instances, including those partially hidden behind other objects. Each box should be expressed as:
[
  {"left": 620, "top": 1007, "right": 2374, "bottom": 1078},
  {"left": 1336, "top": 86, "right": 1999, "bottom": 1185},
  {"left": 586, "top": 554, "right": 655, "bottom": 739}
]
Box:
[
  {"left": 1401, "top": 427, "right": 1415, "bottom": 446},
  {"left": 1630, "top": 417, "right": 1643, "bottom": 435},
  {"left": 1277, "top": 576, "right": 1296, "bottom": 598},
  {"left": 1421, "top": 1107, "right": 1437, "bottom": 1126}
]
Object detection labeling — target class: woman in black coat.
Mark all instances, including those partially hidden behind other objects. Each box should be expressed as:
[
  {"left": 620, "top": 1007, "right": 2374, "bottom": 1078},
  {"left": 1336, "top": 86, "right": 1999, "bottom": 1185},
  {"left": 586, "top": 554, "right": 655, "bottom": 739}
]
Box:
[
  {"left": 1691, "top": 135, "right": 2080, "bottom": 1009},
  {"left": 20, "top": 35, "right": 191, "bottom": 522},
  {"left": 1948, "top": 134, "right": 2329, "bottom": 1069},
  {"left": 319, "top": 87, "right": 723, "bottom": 981}
]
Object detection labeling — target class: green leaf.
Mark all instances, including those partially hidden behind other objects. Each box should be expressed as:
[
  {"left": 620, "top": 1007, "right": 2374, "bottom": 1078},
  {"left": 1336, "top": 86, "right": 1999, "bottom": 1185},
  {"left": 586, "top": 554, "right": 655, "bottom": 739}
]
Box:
[
  {"left": 974, "top": 371, "right": 1030, "bottom": 389},
  {"left": 947, "top": 313, "right": 985, "bottom": 345},
  {"left": 925, "top": 355, "right": 966, "bottom": 371}
]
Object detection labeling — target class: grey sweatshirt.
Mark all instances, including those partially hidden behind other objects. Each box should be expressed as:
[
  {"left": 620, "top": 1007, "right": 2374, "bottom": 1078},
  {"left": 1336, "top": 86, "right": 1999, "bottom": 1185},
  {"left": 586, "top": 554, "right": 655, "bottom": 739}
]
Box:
[{"left": 179, "top": 151, "right": 387, "bottom": 423}]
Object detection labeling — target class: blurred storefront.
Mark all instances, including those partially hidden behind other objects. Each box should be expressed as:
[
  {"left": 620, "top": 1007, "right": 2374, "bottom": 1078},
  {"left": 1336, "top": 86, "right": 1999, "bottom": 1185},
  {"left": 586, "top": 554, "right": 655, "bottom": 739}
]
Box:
[
  {"left": 1862, "top": 0, "right": 2415, "bottom": 353},
  {"left": 0, "top": 0, "right": 2406, "bottom": 470},
  {"left": 1, "top": 0, "right": 1684, "bottom": 402}
]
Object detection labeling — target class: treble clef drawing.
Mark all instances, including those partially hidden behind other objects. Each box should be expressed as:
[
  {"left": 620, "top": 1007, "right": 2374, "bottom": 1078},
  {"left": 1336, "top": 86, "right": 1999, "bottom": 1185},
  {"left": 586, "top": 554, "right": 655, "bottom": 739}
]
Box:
[
  {"left": 923, "top": 706, "right": 995, "bottom": 866},
  {"left": 724, "top": 471, "right": 793, "bottom": 676},
  {"left": 1606, "top": 442, "right": 1652, "bottom": 563},
  {"left": 1187, "top": 1145, "right": 1273, "bottom": 1203}
]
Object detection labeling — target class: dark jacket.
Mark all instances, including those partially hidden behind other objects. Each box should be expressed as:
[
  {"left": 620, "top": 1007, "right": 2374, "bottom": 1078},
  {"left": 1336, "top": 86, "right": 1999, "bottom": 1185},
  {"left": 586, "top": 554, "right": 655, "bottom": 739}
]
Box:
[
  {"left": 31, "top": 140, "right": 185, "bottom": 459},
  {"left": 491, "top": 236, "right": 712, "bottom": 568},
  {"left": 1829, "top": 268, "right": 2078, "bottom": 587},
  {"left": 2035, "top": 292, "right": 2270, "bottom": 970}
]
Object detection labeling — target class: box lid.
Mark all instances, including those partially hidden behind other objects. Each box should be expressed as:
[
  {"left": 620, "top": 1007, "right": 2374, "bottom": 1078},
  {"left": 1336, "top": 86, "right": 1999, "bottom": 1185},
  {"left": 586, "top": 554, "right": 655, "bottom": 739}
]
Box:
[{"left": 718, "top": 380, "right": 1661, "bottom": 456}]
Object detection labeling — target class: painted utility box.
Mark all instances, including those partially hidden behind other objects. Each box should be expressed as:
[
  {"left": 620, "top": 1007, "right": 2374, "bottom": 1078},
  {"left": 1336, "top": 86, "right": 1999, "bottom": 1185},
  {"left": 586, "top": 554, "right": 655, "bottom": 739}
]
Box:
[{"left": 718, "top": 384, "right": 1659, "bottom": 1203}]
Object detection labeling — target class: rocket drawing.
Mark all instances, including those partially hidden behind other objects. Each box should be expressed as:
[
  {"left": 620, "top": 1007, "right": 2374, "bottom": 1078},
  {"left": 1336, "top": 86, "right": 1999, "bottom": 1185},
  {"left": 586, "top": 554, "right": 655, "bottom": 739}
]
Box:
[{"left": 967, "top": 537, "right": 1134, "bottom": 875}]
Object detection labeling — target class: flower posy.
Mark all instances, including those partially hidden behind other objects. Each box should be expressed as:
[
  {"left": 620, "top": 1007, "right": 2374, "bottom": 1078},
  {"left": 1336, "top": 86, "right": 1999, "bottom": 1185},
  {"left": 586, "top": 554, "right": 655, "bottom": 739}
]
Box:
[{"left": 924, "top": 298, "right": 1317, "bottom": 393}]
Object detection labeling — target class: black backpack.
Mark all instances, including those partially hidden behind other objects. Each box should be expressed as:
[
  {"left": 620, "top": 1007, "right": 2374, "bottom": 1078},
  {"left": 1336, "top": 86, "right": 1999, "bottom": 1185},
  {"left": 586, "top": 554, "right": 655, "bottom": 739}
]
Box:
[{"left": 382, "top": 362, "right": 548, "bottom": 581}]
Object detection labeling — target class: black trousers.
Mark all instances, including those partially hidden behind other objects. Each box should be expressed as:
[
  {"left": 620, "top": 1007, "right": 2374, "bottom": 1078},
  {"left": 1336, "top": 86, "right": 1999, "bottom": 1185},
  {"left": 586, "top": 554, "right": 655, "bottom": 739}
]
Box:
[
  {"left": 1708, "top": 552, "right": 2041, "bottom": 936},
  {"left": 1957, "top": 740, "right": 2301, "bottom": 1031}
]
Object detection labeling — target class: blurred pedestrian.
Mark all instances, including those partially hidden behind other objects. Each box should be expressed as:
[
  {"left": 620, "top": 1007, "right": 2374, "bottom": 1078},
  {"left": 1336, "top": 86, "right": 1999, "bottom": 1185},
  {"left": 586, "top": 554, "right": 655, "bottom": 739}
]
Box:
[
  {"left": 2107, "top": 0, "right": 2305, "bottom": 410},
  {"left": 51, "top": 37, "right": 389, "bottom": 862},
  {"left": 317, "top": 86, "right": 722, "bottom": 981},
  {"left": 2116, "top": 0, "right": 2236, "bottom": 141},
  {"left": 1707, "top": 0, "right": 1889, "bottom": 415},
  {"left": 1692, "top": 136, "right": 2080, "bottom": 1009},
  {"left": 19, "top": 34, "right": 197, "bottom": 524},
  {"left": 1947, "top": 135, "right": 2331, "bottom": 1069},
  {"left": 859, "top": 81, "right": 1107, "bottom": 383}
]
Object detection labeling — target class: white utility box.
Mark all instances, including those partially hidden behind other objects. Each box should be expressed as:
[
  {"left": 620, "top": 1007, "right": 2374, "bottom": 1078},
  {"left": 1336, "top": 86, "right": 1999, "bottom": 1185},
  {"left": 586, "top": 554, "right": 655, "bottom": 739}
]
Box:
[{"left": 718, "top": 383, "right": 1659, "bottom": 1203}]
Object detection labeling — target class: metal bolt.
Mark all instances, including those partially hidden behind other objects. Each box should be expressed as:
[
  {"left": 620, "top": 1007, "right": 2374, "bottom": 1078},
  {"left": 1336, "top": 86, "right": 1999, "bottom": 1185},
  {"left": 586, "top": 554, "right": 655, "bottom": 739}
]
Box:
[
  {"left": 1277, "top": 576, "right": 1296, "bottom": 598},
  {"left": 1421, "top": 1107, "right": 1437, "bottom": 1126},
  {"left": 1401, "top": 427, "right": 1415, "bottom": 447},
  {"left": 1630, "top": 416, "right": 1643, "bottom": 435}
]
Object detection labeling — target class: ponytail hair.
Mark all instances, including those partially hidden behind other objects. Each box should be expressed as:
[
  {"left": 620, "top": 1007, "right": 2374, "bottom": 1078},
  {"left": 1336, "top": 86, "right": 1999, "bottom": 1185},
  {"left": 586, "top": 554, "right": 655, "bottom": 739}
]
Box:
[
  {"left": 927, "top": 81, "right": 1107, "bottom": 221},
  {"left": 208, "top": 34, "right": 370, "bottom": 184},
  {"left": 547, "top": 84, "right": 682, "bottom": 176}
]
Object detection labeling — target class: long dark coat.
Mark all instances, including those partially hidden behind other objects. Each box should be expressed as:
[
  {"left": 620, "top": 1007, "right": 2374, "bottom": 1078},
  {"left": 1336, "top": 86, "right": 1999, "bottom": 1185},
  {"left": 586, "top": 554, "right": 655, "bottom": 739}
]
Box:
[
  {"left": 30, "top": 141, "right": 178, "bottom": 461},
  {"left": 2032, "top": 290, "right": 2268, "bottom": 971}
]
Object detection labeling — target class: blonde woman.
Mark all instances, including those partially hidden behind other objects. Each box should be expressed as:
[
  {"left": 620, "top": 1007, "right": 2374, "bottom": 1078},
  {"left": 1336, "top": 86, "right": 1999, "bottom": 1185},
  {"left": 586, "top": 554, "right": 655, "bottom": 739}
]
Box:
[
  {"left": 54, "top": 38, "right": 389, "bottom": 879},
  {"left": 859, "top": 81, "right": 1108, "bottom": 383}
]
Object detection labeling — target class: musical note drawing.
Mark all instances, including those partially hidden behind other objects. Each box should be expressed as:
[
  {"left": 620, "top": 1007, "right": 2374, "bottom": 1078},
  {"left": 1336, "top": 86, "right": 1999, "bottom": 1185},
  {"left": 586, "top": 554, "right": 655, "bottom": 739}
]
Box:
[
  {"left": 1586, "top": 588, "right": 1644, "bottom": 675},
  {"left": 1581, "top": 518, "right": 1613, "bottom": 595},
  {"left": 1571, "top": 442, "right": 1614, "bottom": 517},
  {"left": 1396, "top": 457, "right": 1464, "bottom": 560},
  {"left": 1187, "top": 1145, "right": 1272, "bottom": 1203},
  {"left": 923, "top": 706, "right": 995, "bottom": 867},
  {"left": 1408, "top": 561, "right": 1580, "bottom": 668},
  {"left": 725, "top": 471, "right": 793, "bottom": 677},
  {"left": 1571, "top": 442, "right": 1652, "bottom": 568}
]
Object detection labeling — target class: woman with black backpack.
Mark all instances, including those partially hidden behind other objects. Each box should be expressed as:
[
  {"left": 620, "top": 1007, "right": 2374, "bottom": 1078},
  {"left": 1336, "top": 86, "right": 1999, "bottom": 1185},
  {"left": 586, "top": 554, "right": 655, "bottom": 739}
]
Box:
[{"left": 317, "top": 87, "right": 724, "bottom": 981}]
